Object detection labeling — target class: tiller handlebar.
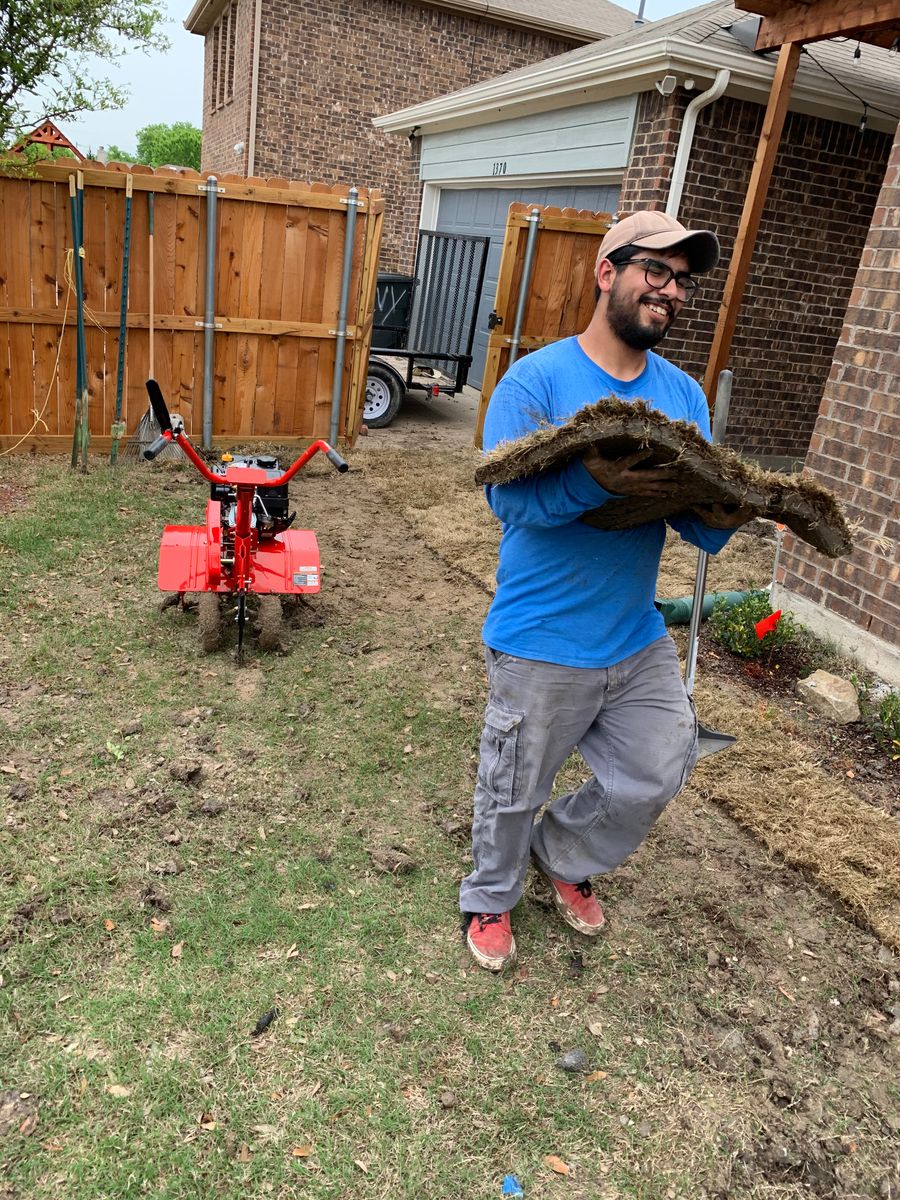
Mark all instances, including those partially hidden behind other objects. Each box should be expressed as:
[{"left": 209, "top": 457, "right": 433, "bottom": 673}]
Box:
[{"left": 143, "top": 378, "right": 349, "bottom": 478}]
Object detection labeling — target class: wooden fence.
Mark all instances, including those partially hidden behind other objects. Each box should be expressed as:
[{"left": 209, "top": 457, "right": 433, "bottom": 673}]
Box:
[
  {"left": 475, "top": 203, "right": 615, "bottom": 445},
  {"left": 0, "top": 160, "right": 384, "bottom": 452}
]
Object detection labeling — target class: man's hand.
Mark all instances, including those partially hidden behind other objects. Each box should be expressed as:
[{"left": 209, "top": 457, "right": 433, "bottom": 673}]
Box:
[
  {"left": 692, "top": 501, "right": 754, "bottom": 529},
  {"left": 582, "top": 448, "right": 681, "bottom": 498}
]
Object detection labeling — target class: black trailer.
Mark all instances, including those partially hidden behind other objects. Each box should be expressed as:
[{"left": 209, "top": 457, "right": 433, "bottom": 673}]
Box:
[{"left": 365, "top": 230, "right": 489, "bottom": 428}]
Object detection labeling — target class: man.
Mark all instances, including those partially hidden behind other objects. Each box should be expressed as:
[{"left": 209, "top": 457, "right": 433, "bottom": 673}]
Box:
[{"left": 462, "top": 210, "right": 750, "bottom": 971}]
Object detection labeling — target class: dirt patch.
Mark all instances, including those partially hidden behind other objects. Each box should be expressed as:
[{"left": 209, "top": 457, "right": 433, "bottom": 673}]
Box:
[{"left": 0, "top": 481, "right": 27, "bottom": 517}]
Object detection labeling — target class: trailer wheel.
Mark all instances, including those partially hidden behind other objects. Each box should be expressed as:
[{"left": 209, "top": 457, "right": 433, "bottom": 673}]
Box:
[
  {"left": 198, "top": 591, "right": 223, "bottom": 653},
  {"left": 257, "top": 595, "right": 283, "bottom": 652},
  {"left": 364, "top": 362, "right": 403, "bottom": 428}
]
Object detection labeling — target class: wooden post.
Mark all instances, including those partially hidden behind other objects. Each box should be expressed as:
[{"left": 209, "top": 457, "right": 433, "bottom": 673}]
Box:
[{"left": 703, "top": 41, "right": 802, "bottom": 405}]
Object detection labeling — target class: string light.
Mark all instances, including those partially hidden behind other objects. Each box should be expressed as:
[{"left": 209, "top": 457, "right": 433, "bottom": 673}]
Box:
[{"left": 859, "top": 103, "right": 868, "bottom": 132}]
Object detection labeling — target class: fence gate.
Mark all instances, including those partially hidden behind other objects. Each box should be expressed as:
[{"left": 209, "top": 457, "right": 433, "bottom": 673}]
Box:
[
  {"left": 406, "top": 230, "right": 489, "bottom": 373},
  {"left": 475, "top": 203, "right": 616, "bottom": 445}
]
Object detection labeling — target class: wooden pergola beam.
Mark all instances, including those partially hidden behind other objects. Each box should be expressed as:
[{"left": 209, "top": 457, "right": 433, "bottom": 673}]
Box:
[
  {"left": 702, "top": 40, "right": 802, "bottom": 406},
  {"left": 753, "top": 0, "right": 900, "bottom": 48}
]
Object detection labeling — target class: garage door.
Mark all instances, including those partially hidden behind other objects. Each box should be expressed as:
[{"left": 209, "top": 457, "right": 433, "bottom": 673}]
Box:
[{"left": 436, "top": 183, "right": 620, "bottom": 388}]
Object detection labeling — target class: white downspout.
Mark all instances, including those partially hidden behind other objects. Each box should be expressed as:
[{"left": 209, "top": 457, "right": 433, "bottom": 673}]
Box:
[
  {"left": 246, "top": 0, "right": 262, "bottom": 176},
  {"left": 665, "top": 69, "right": 730, "bottom": 218}
]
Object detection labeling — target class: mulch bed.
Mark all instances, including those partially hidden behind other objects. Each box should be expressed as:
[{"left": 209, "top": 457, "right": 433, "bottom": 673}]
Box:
[{"left": 700, "top": 628, "right": 900, "bottom": 817}]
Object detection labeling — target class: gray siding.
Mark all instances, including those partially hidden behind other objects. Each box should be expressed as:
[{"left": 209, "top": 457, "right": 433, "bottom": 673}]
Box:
[{"left": 420, "top": 97, "right": 636, "bottom": 182}]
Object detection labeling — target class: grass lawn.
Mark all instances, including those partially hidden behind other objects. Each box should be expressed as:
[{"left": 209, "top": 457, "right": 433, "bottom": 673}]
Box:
[{"left": 1, "top": 448, "right": 897, "bottom": 1200}]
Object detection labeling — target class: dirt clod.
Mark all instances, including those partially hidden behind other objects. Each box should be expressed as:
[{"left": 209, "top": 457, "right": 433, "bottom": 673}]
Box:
[
  {"left": 149, "top": 859, "right": 181, "bottom": 877},
  {"left": 368, "top": 846, "right": 417, "bottom": 874},
  {"left": 170, "top": 763, "right": 203, "bottom": 786}
]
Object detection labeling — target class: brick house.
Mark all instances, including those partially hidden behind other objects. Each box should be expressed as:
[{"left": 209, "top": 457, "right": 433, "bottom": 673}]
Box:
[
  {"left": 184, "top": 0, "right": 634, "bottom": 269},
  {"left": 376, "top": 1, "right": 899, "bottom": 460}
]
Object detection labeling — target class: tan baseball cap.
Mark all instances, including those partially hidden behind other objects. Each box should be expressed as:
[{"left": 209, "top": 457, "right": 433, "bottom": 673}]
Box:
[{"left": 597, "top": 211, "right": 719, "bottom": 274}]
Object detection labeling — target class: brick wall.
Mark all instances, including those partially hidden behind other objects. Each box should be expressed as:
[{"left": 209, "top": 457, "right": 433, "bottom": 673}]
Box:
[
  {"left": 620, "top": 90, "right": 893, "bottom": 462},
  {"left": 777, "top": 126, "right": 899, "bottom": 661},
  {"left": 201, "top": 0, "right": 579, "bottom": 270},
  {"left": 202, "top": 0, "right": 255, "bottom": 176}
]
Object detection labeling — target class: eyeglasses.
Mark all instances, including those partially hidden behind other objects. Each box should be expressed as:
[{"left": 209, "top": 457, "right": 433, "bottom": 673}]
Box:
[{"left": 617, "top": 257, "right": 698, "bottom": 297}]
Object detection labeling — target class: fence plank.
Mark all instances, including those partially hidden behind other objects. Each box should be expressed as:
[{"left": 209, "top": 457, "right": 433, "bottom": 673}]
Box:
[
  {"left": 32, "top": 325, "right": 61, "bottom": 438},
  {"left": 259, "top": 204, "right": 286, "bottom": 321},
  {"left": 282, "top": 205, "right": 310, "bottom": 323},
  {"left": 175, "top": 192, "right": 202, "bottom": 319},
  {"left": 273, "top": 337, "right": 300, "bottom": 436},
  {"left": 301, "top": 210, "right": 330, "bottom": 324},
  {"left": 294, "top": 342, "right": 320, "bottom": 435},
  {"left": 29, "top": 180, "right": 62, "bottom": 437},
  {"left": 5, "top": 179, "right": 34, "bottom": 436},
  {"left": 215, "top": 197, "right": 245, "bottom": 435},
  {"left": 253, "top": 334, "right": 278, "bottom": 434},
  {"left": 345, "top": 204, "right": 383, "bottom": 442}
]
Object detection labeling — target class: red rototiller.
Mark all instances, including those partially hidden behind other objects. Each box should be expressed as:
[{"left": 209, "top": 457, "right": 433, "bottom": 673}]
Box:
[{"left": 142, "top": 379, "right": 348, "bottom": 658}]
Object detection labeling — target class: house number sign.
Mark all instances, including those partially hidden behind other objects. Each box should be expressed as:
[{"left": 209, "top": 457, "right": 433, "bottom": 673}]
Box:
[{"left": 491, "top": 161, "right": 508, "bottom": 175}]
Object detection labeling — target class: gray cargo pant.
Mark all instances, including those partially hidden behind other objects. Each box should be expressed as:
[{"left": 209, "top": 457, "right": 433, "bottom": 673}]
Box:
[{"left": 459, "top": 636, "right": 698, "bottom": 914}]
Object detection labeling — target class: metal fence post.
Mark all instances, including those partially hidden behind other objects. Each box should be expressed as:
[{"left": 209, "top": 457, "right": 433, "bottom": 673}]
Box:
[
  {"left": 202, "top": 176, "right": 219, "bottom": 450},
  {"left": 330, "top": 187, "right": 359, "bottom": 447},
  {"left": 507, "top": 208, "right": 541, "bottom": 366}
]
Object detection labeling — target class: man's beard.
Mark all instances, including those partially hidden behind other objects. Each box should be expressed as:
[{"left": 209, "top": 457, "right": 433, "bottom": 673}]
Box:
[{"left": 606, "top": 283, "right": 675, "bottom": 350}]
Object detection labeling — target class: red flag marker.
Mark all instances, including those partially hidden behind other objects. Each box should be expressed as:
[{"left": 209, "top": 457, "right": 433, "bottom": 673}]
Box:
[{"left": 755, "top": 610, "right": 782, "bottom": 640}]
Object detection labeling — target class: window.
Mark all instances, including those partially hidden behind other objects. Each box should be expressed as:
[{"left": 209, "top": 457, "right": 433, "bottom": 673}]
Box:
[{"left": 210, "top": 2, "right": 238, "bottom": 111}]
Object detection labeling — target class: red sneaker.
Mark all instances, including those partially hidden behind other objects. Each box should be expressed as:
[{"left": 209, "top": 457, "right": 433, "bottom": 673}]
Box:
[
  {"left": 537, "top": 871, "right": 605, "bottom": 935},
  {"left": 464, "top": 912, "right": 516, "bottom": 971}
]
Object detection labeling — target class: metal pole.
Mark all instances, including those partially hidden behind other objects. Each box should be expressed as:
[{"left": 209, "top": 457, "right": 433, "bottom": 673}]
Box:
[
  {"left": 684, "top": 369, "right": 733, "bottom": 697},
  {"left": 507, "top": 208, "right": 541, "bottom": 366},
  {"left": 330, "top": 187, "right": 359, "bottom": 447},
  {"left": 202, "top": 176, "right": 219, "bottom": 450}
]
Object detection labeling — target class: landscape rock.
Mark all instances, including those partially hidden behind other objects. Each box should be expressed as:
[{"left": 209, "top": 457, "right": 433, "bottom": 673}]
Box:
[
  {"left": 795, "top": 670, "right": 860, "bottom": 724},
  {"left": 555, "top": 1048, "right": 590, "bottom": 1073}
]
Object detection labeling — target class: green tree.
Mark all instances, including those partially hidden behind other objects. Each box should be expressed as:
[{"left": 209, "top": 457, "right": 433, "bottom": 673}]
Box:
[
  {"left": 135, "top": 121, "right": 201, "bottom": 169},
  {"left": 106, "top": 143, "right": 136, "bottom": 163},
  {"left": 19, "top": 143, "right": 77, "bottom": 163},
  {"left": 0, "top": 0, "right": 167, "bottom": 145}
]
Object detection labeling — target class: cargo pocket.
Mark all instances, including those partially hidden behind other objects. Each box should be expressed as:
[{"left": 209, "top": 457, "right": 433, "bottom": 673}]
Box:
[
  {"left": 677, "top": 696, "right": 700, "bottom": 790},
  {"left": 478, "top": 701, "right": 524, "bottom": 807}
]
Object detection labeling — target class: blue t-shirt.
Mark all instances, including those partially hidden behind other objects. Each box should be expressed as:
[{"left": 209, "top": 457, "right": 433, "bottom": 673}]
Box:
[{"left": 482, "top": 337, "right": 733, "bottom": 668}]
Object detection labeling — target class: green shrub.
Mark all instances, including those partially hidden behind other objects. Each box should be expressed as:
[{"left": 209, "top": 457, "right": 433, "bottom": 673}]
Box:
[
  {"left": 708, "top": 590, "right": 798, "bottom": 660},
  {"left": 874, "top": 691, "right": 900, "bottom": 761}
]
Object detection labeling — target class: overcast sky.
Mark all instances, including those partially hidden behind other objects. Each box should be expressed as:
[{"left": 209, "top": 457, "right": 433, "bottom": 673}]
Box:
[{"left": 63, "top": 0, "right": 699, "bottom": 156}]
